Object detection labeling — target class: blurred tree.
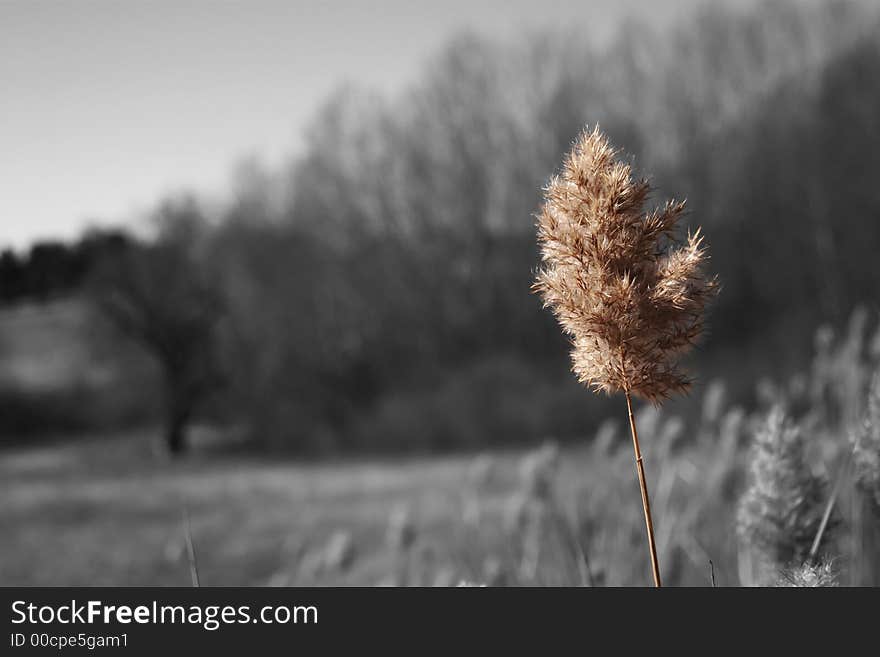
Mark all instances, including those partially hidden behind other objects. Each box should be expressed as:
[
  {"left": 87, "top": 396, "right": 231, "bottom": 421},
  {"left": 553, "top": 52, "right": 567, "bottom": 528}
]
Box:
[{"left": 89, "top": 203, "right": 224, "bottom": 455}]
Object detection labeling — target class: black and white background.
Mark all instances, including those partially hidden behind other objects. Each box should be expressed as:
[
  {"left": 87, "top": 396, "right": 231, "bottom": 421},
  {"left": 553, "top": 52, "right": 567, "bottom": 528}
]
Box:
[{"left": 2, "top": 0, "right": 880, "bottom": 593}]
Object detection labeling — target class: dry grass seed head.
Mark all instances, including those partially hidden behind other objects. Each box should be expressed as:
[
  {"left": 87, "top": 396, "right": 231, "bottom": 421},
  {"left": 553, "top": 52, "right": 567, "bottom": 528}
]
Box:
[{"left": 534, "top": 127, "right": 717, "bottom": 402}]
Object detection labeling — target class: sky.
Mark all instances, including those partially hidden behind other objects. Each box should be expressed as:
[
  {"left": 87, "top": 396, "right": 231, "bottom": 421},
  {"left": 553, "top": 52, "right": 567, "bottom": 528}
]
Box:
[{"left": 0, "top": 0, "right": 758, "bottom": 250}]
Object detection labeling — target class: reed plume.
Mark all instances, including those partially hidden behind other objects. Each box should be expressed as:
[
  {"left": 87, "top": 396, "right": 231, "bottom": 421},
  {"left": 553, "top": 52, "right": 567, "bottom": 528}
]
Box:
[
  {"left": 737, "top": 407, "right": 831, "bottom": 583},
  {"left": 534, "top": 127, "right": 717, "bottom": 587},
  {"left": 775, "top": 561, "right": 838, "bottom": 587},
  {"left": 853, "top": 371, "right": 880, "bottom": 512}
]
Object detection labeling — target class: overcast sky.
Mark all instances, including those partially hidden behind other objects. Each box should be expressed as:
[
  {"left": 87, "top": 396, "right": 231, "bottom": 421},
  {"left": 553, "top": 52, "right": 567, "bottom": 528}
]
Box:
[{"left": 0, "top": 0, "right": 759, "bottom": 250}]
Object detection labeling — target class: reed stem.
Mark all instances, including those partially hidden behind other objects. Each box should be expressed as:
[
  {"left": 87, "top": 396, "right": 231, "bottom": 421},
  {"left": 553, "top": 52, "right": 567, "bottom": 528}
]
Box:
[
  {"left": 625, "top": 390, "right": 662, "bottom": 587},
  {"left": 182, "top": 507, "right": 200, "bottom": 587}
]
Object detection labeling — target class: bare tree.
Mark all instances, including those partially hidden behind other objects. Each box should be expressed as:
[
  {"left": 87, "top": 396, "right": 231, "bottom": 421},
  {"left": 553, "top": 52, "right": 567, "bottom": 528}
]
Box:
[{"left": 90, "top": 229, "right": 223, "bottom": 455}]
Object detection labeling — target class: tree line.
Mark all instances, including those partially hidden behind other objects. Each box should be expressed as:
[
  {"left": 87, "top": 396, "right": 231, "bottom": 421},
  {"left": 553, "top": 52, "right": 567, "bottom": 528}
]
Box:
[{"left": 0, "top": 231, "right": 131, "bottom": 305}]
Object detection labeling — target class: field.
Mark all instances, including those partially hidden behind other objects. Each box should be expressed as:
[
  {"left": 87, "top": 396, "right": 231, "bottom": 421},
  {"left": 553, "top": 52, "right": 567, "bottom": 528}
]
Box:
[
  {"left": 0, "top": 300, "right": 99, "bottom": 390},
  {"left": 0, "top": 414, "right": 749, "bottom": 588},
  {"left": 0, "top": 432, "right": 557, "bottom": 586},
  {"left": 0, "top": 300, "right": 158, "bottom": 439},
  {"left": 0, "top": 432, "right": 495, "bottom": 586},
  {"left": 1, "top": 432, "right": 466, "bottom": 586}
]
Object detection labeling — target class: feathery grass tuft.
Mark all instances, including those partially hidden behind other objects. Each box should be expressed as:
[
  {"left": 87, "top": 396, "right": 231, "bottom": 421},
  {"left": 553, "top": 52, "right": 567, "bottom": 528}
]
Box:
[
  {"left": 534, "top": 126, "right": 717, "bottom": 404},
  {"left": 853, "top": 371, "right": 880, "bottom": 512},
  {"left": 737, "top": 407, "right": 832, "bottom": 580},
  {"left": 776, "top": 561, "right": 838, "bottom": 587},
  {"left": 534, "top": 127, "right": 717, "bottom": 586}
]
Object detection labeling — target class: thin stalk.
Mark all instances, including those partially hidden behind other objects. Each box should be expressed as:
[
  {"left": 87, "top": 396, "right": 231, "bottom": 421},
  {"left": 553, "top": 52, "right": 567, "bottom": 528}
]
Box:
[
  {"left": 809, "top": 447, "right": 853, "bottom": 562},
  {"left": 625, "top": 390, "right": 662, "bottom": 587},
  {"left": 182, "top": 507, "right": 200, "bottom": 587}
]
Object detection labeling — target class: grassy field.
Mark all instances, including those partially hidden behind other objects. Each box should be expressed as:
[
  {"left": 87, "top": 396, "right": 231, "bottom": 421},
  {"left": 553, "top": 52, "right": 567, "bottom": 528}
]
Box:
[
  {"left": 0, "top": 300, "right": 99, "bottom": 390},
  {"left": 0, "top": 431, "right": 538, "bottom": 587},
  {"left": 0, "top": 300, "right": 159, "bottom": 438},
  {"left": 0, "top": 413, "right": 747, "bottom": 588}
]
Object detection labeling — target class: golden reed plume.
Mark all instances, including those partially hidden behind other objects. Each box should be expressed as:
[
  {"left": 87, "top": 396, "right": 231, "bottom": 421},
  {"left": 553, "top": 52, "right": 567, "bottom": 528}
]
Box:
[{"left": 534, "top": 127, "right": 717, "bottom": 586}]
